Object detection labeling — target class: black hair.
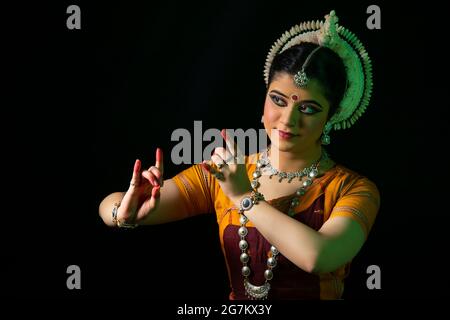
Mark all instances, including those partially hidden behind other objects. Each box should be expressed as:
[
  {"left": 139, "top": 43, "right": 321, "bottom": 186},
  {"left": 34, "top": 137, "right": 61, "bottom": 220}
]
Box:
[{"left": 268, "top": 42, "right": 347, "bottom": 118}]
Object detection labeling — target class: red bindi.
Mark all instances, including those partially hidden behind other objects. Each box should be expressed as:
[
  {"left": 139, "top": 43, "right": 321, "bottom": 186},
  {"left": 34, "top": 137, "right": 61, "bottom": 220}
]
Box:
[{"left": 291, "top": 94, "right": 298, "bottom": 101}]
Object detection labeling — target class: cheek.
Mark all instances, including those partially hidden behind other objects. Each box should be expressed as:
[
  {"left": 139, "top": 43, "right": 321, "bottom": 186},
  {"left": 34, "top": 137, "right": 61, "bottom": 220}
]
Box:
[
  {"left": 263, "top": 98, "right": 279, "bottom": 123},
  {"left": 301, "top": 114, "right": 328, "bottom": 136},
  {"left": 263, "top": 98, "right": 279, "bottom": 138}
]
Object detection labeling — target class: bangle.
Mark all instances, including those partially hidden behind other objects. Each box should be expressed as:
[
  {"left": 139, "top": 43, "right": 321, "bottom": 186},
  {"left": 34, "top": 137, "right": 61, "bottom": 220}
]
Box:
[
  {"left": 112, "top": 202, "right": 138, "bottom": 229},
  {"left": 239, "top": 191, "right": 265, "bottom": 214}
]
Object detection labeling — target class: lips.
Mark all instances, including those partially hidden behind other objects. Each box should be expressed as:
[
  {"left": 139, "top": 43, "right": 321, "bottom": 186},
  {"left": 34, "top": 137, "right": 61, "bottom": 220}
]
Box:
[{"left": 277, "top": 129, "right": 298, "bottom": 139}]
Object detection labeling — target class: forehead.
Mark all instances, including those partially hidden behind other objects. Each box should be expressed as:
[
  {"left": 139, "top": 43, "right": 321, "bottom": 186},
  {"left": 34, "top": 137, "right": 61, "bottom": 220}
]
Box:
[{"left": 269, "top": 72, "right": 328, "bottom": 104}]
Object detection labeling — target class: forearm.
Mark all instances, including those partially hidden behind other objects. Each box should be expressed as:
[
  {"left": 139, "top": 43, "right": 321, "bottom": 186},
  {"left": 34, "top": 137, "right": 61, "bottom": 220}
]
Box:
[{"left": 242, "top": 200, "right": 327, "bottom": 273}]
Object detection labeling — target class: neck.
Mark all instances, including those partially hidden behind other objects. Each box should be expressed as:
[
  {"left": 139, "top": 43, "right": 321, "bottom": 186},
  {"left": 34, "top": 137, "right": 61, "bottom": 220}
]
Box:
[{"left": 268, "top": 145, "right": 323, "bottom": 173}]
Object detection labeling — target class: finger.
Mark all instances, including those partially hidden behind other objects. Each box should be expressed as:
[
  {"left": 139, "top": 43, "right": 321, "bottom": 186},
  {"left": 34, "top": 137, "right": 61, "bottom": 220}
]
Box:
[
  {"left": 147, "top": 166, "right": 161, "bottom": 180},
  {"left": 224, "top": 129, "right": 245, "bottom": 164},
  {"left": 151, "top": 185, "right": 160, "bottom": 198},
  {"left": 148, "top": 185, "right": 161, "bottom": 209},
  {"left": 221, "top": 129, "right": 235, "bottom": 156},
  {"left": 211, "top": 153, "right": 227, "bottom": 170},
  {"left": 142, "top": 170, "right": 159, "bottom": 187},
  {"left": 155, "top": 148, "right": 164, "bottom": 187},
  {"left": 212, "top": 147, "right": 227, "bottom": 161},
  {"left": 130, "top": 159, "right": 141, "bottom": 188},
  {"left": 201, "top": 161, "right": 211, "bottom": 173},
  {"left": 148, "top": 166, "right": 163, "bottom": 186},
  {"left": 221, "top": 129, "right": 242, "bottom": 163},
  {"left": 202, "top": 160, "right": 219, "bottom": 174},
  {"left": 155, "top": 148, "right": 164, "bottom": 176},
  {"left": 202, "top": 160, "right": 224, "bottom": 180},
  {"left": 218, "top": 132, "right": 236, "bottom": 165}
]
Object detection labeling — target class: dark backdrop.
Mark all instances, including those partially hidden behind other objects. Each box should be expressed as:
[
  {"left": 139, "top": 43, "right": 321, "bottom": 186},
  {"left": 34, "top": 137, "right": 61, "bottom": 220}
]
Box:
[{"left": 5, "top": 0, "right": 449, "bottom": 302}]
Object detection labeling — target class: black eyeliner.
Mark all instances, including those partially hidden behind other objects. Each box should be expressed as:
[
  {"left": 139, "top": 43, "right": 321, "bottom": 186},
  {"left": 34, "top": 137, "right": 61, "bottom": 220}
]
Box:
[{"left": 269, "top": 94, "right": 287, "bottom": 106}]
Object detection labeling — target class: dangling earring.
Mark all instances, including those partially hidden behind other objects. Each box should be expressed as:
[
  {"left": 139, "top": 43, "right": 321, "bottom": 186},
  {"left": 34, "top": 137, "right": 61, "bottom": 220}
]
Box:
[
  {"left": 321, "top": 122, "right": 332, "bottom": 145},
  {"left": 261, "top": 115, "right": 264, "bottom": 124},
  {"left": 321, "top": 132, "right": 331, "bottom": 145}
]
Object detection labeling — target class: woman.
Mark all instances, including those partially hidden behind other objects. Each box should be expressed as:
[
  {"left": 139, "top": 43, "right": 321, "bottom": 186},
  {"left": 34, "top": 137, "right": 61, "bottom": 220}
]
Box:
[{"left": 99, "top": 10, "right": 380, "bottom": 300}]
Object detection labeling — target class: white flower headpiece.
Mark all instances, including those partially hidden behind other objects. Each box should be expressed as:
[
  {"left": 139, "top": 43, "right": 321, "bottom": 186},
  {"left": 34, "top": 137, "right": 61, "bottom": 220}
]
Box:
[{"left": 264, "top": 10, "right": 373, "bottom": 131}]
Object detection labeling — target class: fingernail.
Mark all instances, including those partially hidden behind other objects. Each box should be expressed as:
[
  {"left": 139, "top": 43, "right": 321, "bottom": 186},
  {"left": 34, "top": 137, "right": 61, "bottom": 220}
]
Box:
[
  {"left": 221, "top": 129, "right": 226, "bottom": 140},
  {"left": 200, "top": 162, "right": 210, "bottom": 172},
  {"left": 156, "top": 148, "right": 162, "bottom": 161}
]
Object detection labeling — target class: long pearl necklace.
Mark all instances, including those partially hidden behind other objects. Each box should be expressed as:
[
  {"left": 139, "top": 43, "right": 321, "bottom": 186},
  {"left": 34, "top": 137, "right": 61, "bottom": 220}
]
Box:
[{"left": 239, "top": 148, "right": 328, "bottom": 299}]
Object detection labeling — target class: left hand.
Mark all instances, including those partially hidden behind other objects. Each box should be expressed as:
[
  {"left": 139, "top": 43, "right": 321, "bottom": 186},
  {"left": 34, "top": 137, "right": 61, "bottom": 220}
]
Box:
[{"left": 201, "top": 129, "right": 252, "bottom": 205}]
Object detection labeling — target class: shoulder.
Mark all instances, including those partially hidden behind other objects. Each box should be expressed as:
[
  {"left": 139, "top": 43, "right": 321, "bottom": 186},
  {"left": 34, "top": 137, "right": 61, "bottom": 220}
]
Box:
[
  {"left": 326, "top": 164, "right": 381, "bottom": 237},
  {"left": 328, "top": 164, "right": 380, "bottom": 202}
]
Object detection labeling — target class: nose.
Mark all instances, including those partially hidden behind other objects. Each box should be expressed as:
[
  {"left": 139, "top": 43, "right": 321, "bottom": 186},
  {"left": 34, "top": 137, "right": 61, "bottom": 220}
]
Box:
[{"left": 279, "top": 104, "right": 298, "bottom": 128}]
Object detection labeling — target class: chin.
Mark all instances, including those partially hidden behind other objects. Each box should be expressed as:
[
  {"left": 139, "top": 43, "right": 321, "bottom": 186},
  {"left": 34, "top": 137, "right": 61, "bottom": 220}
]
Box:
[{"left": 270, "top": 140, "right": 297, "bottom": 152}]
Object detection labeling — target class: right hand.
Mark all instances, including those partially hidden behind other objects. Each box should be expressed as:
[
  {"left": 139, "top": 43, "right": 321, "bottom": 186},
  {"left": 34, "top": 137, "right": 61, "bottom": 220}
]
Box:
[{"left": 116, "top": 148, "right": 164, "bottom": 223}]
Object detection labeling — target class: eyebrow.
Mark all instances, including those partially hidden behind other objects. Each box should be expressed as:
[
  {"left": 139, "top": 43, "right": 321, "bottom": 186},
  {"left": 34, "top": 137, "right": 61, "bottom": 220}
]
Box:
[
  {"left": 269, "top": 90, "right": 324, "bottom": 109},
  {"left": 270, "top": 89, "right": 289, "bottom": 98}
]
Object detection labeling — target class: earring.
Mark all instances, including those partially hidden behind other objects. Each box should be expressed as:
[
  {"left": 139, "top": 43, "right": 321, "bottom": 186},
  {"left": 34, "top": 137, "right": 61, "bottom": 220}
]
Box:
[
  {"left": 321, "top": 122, "right": 332, "bottom": 145},
  {"left": 321, "top": 132, "right": 331, "bottom": 145},
  {"left": 261, "top": 115, "right": 264, "bottom": 124}
]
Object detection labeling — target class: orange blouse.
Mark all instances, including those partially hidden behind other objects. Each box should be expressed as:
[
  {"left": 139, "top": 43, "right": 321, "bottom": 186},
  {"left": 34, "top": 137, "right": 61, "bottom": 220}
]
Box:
[{"left": 172, "top": 152, "right": 380, "bottom": 300}]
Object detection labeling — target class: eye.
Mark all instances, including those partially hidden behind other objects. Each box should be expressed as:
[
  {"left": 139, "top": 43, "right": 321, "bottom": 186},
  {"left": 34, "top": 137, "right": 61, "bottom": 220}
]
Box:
[
  {"left": 298, "top": 104, "right": 320, "bottom": 115},
  {"left": 269, "top": 94, "right": 287, "bottom": 107}
]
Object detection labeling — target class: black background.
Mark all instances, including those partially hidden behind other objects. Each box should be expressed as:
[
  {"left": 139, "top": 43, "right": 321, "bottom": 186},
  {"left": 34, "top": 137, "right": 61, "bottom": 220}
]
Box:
[{"left": 5, "top": 0, "right": 449, "bottom": 304}]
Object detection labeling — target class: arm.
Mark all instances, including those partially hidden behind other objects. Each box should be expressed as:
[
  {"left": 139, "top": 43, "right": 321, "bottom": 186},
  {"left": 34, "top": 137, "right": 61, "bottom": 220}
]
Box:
[
  {"left": 100, "top": 148, "right": 214, "bottom": 227},
  {"left": 234, "top": 177, "right": 379, "bottom": 274},
  {"left": 241, "top": 202, "right": 365, "bottom": 273},
  {"left": 204, "top": 132, "right": 379, "bottom": 274},
  {"left": 99, "top": 148, "right": 197, "bottom": 227},
  {"left": 99, "top": 178, "right": 190, "bottom": 226}
]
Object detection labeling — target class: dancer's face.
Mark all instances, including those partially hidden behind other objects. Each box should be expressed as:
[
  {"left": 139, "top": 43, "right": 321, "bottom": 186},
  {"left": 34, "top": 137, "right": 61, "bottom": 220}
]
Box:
[{"left": 263, "top": 72, "right": 330, "bottom": 153}]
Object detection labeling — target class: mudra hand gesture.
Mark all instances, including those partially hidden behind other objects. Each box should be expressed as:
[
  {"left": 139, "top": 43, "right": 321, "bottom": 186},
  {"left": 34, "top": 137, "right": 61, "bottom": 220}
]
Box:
[
  {"left": 115, "top": 148, "right": 164, "bottom": 224},
  {"left": 201, "top": 129, "right": 253, "bottom": 204}
]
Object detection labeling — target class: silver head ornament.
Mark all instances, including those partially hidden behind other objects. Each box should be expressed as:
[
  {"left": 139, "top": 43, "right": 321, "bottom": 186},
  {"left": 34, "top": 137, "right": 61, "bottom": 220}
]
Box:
[{"left": 264, "top": 10, "right": 373, "bottom": 132}]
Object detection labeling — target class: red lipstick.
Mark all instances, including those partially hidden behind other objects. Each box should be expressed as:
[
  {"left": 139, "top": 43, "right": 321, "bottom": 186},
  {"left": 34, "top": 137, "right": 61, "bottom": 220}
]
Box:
[{"left": 278, "top": 129, "right": 298, "bottom": 140}]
